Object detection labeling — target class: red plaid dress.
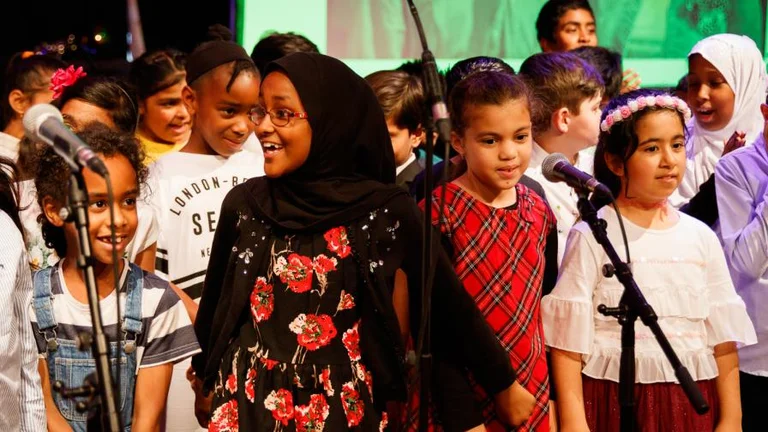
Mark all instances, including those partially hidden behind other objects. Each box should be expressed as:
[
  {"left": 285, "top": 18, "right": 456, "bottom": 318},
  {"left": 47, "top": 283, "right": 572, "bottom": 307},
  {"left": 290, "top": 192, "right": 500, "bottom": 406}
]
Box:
[{"left": 423, "top": 182, "right": 554, "bottom": 432}]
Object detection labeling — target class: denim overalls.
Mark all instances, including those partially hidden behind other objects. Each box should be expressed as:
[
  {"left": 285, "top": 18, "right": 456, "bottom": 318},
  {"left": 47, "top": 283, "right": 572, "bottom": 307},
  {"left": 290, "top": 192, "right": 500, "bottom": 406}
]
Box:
[{"left": 33, "top": 263, "right": 144, "bottom": 431}]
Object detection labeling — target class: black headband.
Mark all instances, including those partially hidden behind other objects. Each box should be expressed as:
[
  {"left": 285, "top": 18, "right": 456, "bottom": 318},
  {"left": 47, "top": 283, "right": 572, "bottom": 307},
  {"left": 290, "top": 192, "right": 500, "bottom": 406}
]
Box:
[{"left": 185, "top": 41, "right": 253, "bottom": 84}]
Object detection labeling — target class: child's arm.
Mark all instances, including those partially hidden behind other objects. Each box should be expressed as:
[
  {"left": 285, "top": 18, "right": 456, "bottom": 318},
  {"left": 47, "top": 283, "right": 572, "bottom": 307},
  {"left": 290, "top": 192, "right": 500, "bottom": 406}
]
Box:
[
  {"left": 132, "top": 363, "right": 174, "bottom": 431},
  {"left": 169, "top": 281, "right": 199, "bottom": 323},
  {"left": 134, "top": 242, "right": 157, "bottom": 273},
  {"left": 550, "top": 349, "right": 589, "bottom": 432},
  {"left": 713, "top": 342, "right": 741, "bottom": 431},
  {"left": 37, "top": 359, "right": 74, "bottom": 432}
]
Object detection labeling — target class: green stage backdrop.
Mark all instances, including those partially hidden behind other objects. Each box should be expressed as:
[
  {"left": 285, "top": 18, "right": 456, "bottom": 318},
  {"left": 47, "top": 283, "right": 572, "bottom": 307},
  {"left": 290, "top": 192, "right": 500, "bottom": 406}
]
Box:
[{"left": 239, "top": 0, "right": 767, "bottom": 88}]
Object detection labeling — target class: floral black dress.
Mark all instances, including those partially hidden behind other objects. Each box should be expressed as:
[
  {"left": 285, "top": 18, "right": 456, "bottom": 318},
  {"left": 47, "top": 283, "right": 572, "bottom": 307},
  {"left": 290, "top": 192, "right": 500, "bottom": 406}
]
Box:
[{"left": 208, "top": 218, "right": 388, "bottom": 431}]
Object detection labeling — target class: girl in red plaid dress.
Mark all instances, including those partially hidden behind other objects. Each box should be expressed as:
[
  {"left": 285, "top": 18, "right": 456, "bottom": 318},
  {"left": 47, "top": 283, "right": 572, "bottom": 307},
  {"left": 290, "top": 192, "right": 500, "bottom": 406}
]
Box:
[{"left": 421, "top": 70, "right": 556, "bottom": 431}]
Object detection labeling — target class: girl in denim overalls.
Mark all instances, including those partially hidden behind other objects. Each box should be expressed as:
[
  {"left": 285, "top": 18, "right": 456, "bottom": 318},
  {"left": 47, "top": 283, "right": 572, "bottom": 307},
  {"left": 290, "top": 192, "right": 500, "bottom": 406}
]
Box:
[{"left": 30, "top": 124, "right": 200, "bottom": 431}]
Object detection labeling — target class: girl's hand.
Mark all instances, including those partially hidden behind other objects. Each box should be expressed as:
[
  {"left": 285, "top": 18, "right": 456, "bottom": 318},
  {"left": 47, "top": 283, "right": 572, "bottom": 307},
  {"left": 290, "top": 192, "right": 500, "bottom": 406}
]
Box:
[
  {"left": 494, "top": 380, "right": 536, "bottom": 427},
  {"left": 188, "top": 369, "right": 212, "bottom": 428},
  {"left": 723, "top": 131, "right": 747, "bottom": 156},
  {"left": 620, "top": 69, "right": 641, "bottom": 94}
]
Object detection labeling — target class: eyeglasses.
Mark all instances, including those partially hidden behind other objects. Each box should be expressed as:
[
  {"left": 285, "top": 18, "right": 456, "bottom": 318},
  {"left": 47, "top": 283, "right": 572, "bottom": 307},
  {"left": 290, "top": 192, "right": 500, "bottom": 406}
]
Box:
[{"left": 249, "top": 106, "right": 309, "bottom": 127}]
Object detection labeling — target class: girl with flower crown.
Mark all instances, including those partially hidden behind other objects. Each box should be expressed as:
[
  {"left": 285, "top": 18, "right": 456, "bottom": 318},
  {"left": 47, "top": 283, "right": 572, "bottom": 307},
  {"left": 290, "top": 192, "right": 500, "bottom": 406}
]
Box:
[{"left": 542, "top": 89, "right": 757, "bottom": 431}]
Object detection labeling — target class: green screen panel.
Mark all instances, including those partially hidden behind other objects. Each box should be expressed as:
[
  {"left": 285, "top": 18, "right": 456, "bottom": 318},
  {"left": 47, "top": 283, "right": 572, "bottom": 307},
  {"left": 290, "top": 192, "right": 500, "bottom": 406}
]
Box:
[{"left": 240, "top": 0, "right": 765, "bottom": 88}]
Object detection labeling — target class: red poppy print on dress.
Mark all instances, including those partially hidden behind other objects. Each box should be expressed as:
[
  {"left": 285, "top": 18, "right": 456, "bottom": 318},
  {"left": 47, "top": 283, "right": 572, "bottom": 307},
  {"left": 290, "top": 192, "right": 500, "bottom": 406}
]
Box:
[
  {"left": 342, "top": 322, "right": 361, "bottom": 362},
  {"left": 209, "top": 399, "right": 238, "bottom": 432},
  {"left": 244, "top": 368, "right": 257, "bottom": 403},
  {"left": 335, "top": 290, "right": 355, "bottom": 315},
  {"left": 324, "top": 227, "right": 351, "bottom": 259},
  {"left": 379, "top": 412, "right": 389, "bottom": 432},
  {"left": 260, "top": 357, "right": 280, "bottom": 370},
  {"left": 279, "top": 253, "right": 314, "bottom": 293},
  {"left": 294, "top": 393, "right": 330, "bottom": 432},
  {"left": 319, "top": 367, "right": 334, "bottom": 397},
  {"left": 289, "top": 314, "right": 338, "bottom": 351},
  {"left": 250, "top": 277, "right": 274, "bottom": 323},
  {"left": 354, "top": 362, "right": 374, "bottom": 400},
  {"left": 264, "top": 389, "right": 295, "bottom": 427},
  {"left": 341, "top": 381, "right": 365, "bottom": 427},
  {"left": 312, "top": 254, "right": 338, "bottom": 295},
  {"left": 225, "top": 373, "right": 237, "bottom": 394}
]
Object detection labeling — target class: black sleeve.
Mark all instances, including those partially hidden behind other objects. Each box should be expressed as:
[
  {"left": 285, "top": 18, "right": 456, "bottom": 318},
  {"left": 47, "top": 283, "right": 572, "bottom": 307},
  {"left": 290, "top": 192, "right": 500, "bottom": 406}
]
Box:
[
  {"left": 680, "top": 174, "right": 719, "bottom": 226},
  {"left": 191, "top": 187, "right": 241, "bottom": 379},
  {"left": 542, "top": 210, "right": 559, "bottom": 297},
  {"left": 432, "top": 360, "right": 485, "bottom": 431},
  {"left": 399, "top": 198, "right": 516, "bottom": 396}
]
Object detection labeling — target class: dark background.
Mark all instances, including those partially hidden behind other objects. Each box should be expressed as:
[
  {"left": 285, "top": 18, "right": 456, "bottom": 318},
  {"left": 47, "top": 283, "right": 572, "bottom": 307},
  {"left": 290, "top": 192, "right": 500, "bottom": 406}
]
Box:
[{"left": 1, "top": 0, "right": 234, "bottom": 77}]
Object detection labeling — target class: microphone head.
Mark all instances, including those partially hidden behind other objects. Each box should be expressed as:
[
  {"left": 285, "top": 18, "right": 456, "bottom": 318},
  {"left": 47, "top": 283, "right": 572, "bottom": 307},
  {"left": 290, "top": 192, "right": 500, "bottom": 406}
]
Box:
[
  {"left": 541, "top": 152, "right": 569, "bottom": 183},
  {"left": 22, "top": 104, "right": 64, "bottom": 140}
]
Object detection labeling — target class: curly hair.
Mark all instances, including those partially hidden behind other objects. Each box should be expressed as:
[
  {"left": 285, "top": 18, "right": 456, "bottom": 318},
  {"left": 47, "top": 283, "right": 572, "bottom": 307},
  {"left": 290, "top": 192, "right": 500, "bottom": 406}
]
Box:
[
  {"left": 34, "top": 123, "right": 148, "bottom": 258},
  {"left": 594, "top": 89, "right": 689, "bottom": 199}
]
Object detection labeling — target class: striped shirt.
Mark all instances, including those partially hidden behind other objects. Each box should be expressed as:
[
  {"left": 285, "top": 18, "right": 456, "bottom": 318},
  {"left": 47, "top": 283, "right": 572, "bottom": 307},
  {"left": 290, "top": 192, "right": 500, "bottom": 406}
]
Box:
[
  {"left": 0, "top": 211, "right": 46, "bottom": 431},
  {"left": 30, "top": 260, "right": 201, "bottom": 373}
]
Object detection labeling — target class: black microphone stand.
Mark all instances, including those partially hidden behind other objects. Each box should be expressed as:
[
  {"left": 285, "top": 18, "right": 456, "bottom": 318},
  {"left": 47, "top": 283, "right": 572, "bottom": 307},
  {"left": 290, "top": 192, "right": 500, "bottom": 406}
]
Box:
[
  {"left": 575, "top": 189, "right": 709, "bottom": 432},
  {"left": 405, "top": 1, "right": 451, "bottom": 431},
  {"left": 54, "top": 171, "right": 122, "bottom": 432}
]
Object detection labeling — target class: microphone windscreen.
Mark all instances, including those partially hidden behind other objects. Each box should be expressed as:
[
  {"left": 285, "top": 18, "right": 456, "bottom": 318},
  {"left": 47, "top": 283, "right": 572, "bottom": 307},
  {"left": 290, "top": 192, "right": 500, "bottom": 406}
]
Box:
[
  {"left": 22, "top": 104, "right": 64, "bottom": 139},
  {"left": 541, "top": 152, "right": 569, "bottom": 183}
]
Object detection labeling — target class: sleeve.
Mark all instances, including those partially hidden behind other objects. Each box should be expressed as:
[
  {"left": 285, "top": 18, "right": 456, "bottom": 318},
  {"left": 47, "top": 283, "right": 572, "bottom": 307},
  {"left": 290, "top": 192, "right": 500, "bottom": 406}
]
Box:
[
  {"left": 400, "top": 198, "right": 517, "bottom": 396},
  {"left": 542, "top": 204, "right": 559, "bottom": 296},
  {"left": 680, "top": 174, "right": 718, "bottom": 227},
  {"left": 139, "top": 278, "right": 201, "bottom": 368},
  {"left": 715, "top": 156, "right": 768, "bottom": 281},
  {"left": 15, "top": 250, "right": 46, "bottom": 430},
  {"left": 432, "top": 359, "right": 485, "bottom": 431},
  {"left": 191, "top": 189, "right": 240, "bottom": 377},
  {"left": 701, "top": 229, "right": 758, "bottom": 347},
  {"left": 540, "top": 228, "right": 600, "bottom": 355},
  {"left": 124, "top": 201, "right": 159, "bottom": 262}
]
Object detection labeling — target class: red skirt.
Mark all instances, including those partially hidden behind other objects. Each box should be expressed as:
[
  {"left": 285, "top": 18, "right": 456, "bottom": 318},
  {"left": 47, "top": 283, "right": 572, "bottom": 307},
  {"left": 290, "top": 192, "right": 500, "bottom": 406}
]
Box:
[{"left": 582, "top": 376, "right": 719, "bottom": 432}]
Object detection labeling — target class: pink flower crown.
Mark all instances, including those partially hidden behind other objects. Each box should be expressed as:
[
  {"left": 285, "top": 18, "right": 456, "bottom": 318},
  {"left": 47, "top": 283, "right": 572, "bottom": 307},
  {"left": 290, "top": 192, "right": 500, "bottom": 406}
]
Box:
[
  {"left": 50, "top": 66, "right": 87, "bottom": 99},
  {"left": 600, "top": 94, "right": 692, "bottom": 132}
]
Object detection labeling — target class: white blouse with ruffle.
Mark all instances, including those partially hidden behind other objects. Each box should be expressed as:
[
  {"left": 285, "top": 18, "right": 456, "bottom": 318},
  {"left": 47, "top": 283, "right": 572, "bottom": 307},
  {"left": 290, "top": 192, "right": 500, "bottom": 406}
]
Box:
[{"left": 542, "top": 206, "right": 757, "bottom": 383}]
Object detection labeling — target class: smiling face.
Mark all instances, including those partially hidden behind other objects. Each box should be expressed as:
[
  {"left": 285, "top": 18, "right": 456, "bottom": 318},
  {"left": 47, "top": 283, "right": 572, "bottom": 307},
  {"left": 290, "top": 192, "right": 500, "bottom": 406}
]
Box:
[
  {"left": 256, "top": 71, "right": 313, "bottom": 178},
  {"left": 452, "top": 99, "right": 533, "bottom": 193},
  {"left": 53, "top": 154, "right": 139, "bottom": 268},
  {"left": 687, "top": 54, "right": 736, "bottom": 131},
  {"left": 186, "top": 64, "right": 260, "bottom": 157},
  {"left": 612, "top": 110, "right": 687, "bottom": 204},
  {"left": 139, "top": 80, "right": 191, "bottom": 144}
]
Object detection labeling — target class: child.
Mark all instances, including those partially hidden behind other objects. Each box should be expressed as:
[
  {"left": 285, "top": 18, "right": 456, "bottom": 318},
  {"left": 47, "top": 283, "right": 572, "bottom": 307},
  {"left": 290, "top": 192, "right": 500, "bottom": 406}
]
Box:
[
  {"left": 677, "top": 34, "right": 767, "bottom": 209},
  {"left": 31, "top": 123, "right": 200, "bottom": 431},
  {"left": 147, "top": 26, "right": 264, "bottom": 432},
  {"left": 424, "top": 70, "right": 555, "bottom": 431},
  {"left": 189, "top": 52, "right": 535, "bottom": 431},
  {"left": 19, "top": 72, "right": 158, "bottom": 272},
  {"left": 542, "top": 89, "right": 756, "bottom": 431},
  {"left": 365, "top": 70, "right": 425, "bottom": 190},
  {"left": 519, "top": 51, "right": 604, "bottom": 265},
  {"left": 130, "top": 49, "right": 191, "bottom": 161},
  {"left": 715, "top": 100, "right": 768, "bottom": 432},
  {"left": 0, "top": 156, "right": 45, "bottom": 430},
  {"left": 250, "top": 31, "right": 320, "bottom": 77},
  {"left": 0, "top": 53, "right": 65, "bottom": 160}
]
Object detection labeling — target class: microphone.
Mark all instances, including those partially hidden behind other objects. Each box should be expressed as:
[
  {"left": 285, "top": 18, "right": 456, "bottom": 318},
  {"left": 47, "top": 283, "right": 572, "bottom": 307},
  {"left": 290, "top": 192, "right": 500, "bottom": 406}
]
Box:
[
  {"left": 23, "top": 104, "right": 108, "bottom": 177},
  {"left": 542, "top": 152, "right": 612, "bottom": 197}
]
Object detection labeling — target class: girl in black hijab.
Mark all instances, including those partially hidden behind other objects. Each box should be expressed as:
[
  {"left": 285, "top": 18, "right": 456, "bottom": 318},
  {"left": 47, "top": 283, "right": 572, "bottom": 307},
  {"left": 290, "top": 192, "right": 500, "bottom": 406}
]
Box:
[{"left": 191, "top": 52, "right": 530, "bottom": 431}]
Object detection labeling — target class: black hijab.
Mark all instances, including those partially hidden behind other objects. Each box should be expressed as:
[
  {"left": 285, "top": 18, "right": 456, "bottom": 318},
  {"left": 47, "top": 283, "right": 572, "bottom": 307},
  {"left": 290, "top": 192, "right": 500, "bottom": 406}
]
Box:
[{"left": 246, "top": 52, "right": 406, "bottom": 232}]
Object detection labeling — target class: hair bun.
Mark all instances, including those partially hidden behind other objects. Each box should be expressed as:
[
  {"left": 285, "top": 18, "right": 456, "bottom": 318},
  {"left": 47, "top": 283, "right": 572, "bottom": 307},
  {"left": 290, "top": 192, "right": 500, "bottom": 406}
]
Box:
[{"left": 207, "top": 24, "right": 233, "bottom": 42}]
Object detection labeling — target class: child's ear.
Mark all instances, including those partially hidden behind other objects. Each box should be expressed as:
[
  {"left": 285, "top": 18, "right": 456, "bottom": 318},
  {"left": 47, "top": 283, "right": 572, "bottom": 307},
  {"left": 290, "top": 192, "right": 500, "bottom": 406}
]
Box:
[
  {"left": 42, "top": 196, "right": 66, "bottom": 227},
  {"left": 760, "top": 103, "right": 768, "bottom": 122},
  {"left": 604, "top": 152, "right": 625, "bottom": 177},
  {"left": 551, "top": 107, "right": 569, "bottom": 134},
  {"left": 410, "top": 125, "right": 425, "bottom": 150},
  {"left": 450, "top": 130, "right": 464, "bottom": 157},
  {"left": 182, "top": 86, "right": 197, "bottom": 117},
  {"left": 8, "top": 89, "right": 29, "bottom": 118},
  {"left": 138, "top": 100, "right": 147, "bottom": 117}
]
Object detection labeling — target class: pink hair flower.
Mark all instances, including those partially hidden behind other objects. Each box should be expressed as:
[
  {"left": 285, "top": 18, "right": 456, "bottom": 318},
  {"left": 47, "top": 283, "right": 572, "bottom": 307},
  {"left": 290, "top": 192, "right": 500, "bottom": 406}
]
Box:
[
  {"left": 605, "top": 116, "right": 615, "bottom": 128},
  {"left": 636, "top": 98, "right": 647, "bottom": 110},
  {"left": 50, "top": 66, "right": 87, "bottom": 99},
  {"left": 619, "top": 106, "right": 632, "bottom": 119}
]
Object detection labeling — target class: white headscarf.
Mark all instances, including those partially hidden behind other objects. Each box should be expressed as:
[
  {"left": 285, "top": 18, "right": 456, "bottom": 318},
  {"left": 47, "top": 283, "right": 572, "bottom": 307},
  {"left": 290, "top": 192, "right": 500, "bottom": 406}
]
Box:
[{"left": 674, "top": 34, "right": 767, "bottom": 205}]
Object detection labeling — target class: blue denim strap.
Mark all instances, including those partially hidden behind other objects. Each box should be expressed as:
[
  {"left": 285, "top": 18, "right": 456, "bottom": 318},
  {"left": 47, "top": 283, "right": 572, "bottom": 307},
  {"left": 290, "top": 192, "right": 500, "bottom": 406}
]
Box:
[
  {"left": 32, "top": 267, "right": 59, "bottom": 351},
  {"left": 122, "top": 263, "right": 143, "bottom": 354}
]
